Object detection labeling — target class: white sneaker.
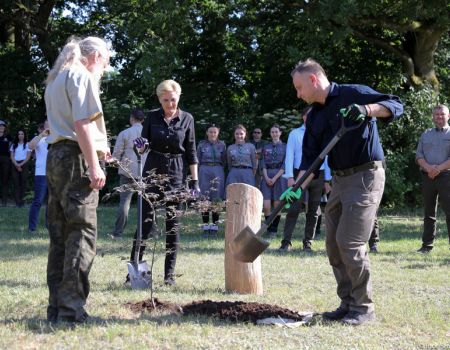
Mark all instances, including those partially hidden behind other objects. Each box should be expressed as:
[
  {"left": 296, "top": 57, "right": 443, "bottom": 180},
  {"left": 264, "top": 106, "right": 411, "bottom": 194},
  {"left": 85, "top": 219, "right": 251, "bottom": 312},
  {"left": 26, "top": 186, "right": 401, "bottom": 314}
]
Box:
[{"left": 202, "top": 224, "right": 210, "bottom": 231}]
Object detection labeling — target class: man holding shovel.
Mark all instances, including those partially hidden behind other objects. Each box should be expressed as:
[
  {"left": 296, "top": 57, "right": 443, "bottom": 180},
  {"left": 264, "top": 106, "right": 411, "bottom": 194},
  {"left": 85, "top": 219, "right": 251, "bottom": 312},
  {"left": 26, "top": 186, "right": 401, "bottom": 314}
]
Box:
[{"left": 288, "top": 58, "right": 403, "bottom": 325}]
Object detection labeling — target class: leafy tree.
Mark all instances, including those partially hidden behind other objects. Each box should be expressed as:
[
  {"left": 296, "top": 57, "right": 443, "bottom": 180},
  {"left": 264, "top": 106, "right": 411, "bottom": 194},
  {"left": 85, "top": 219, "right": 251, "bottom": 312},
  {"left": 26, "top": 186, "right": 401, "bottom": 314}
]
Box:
[{"left": 283, "top": 0, "right": 450, "bottom": 90}]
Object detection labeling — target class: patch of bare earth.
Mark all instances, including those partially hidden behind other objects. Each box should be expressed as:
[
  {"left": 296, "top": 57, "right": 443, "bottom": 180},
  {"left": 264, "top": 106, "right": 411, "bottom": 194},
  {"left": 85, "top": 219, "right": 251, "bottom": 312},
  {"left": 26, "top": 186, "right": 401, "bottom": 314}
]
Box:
[{"left": 126, "top": 298, "right": 307, "bottom": 324}]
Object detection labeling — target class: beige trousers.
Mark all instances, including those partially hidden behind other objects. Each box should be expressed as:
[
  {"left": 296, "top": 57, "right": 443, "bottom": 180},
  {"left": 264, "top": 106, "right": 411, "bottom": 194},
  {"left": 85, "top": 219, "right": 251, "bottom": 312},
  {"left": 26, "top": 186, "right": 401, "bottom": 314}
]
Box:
[{"left": 325, "top": 167, "right": 385, "bottom": 313}]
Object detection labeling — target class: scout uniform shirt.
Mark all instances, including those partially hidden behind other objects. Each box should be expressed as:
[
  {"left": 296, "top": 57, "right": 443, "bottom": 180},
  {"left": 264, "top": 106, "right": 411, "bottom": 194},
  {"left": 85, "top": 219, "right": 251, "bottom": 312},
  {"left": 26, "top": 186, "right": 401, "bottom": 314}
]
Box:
[
  {"left": 260, "top": 141, "right": 287, "bottom": 200},
  {"left": 197, "top": 139, "right": 226, "bottom": 200},
  {"left": 226, "top": 142, "right": 257, "bottom": 187},
  {"left": 45, "top": 64, "right": 109, "bottom": 156}
]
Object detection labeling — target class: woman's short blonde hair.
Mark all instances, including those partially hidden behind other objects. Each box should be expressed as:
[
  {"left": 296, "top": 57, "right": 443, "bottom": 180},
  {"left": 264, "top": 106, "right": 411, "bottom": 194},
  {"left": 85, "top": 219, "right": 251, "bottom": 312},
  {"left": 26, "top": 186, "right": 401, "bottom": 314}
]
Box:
[{"left": 156, "top": 79, "right": 182, "bottom": 97}]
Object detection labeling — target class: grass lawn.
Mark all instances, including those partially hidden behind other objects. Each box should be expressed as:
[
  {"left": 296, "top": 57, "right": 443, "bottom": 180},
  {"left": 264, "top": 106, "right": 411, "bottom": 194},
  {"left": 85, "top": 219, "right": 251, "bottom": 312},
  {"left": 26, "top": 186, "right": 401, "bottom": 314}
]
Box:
[{"left": 0, "top": 205, "right": 449, "bottom": 349}]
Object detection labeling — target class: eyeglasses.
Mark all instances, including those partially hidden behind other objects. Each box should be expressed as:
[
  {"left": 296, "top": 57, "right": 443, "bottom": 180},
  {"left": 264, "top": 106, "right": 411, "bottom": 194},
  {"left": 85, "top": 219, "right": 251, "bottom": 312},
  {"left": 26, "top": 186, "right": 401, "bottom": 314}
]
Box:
[{"left": 253, "top": 131, "right": 261, "bottom": 134}]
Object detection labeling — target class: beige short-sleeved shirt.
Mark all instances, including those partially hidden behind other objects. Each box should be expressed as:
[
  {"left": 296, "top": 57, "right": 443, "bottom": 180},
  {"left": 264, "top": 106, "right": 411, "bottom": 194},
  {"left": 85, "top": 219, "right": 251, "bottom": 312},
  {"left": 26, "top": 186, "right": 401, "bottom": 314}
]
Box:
[
  {"left": 113, "top": 123, "right": 146, "bottom": 178},
  {"left": 45, "top": 64, "right": 109, "bottom": 155}
]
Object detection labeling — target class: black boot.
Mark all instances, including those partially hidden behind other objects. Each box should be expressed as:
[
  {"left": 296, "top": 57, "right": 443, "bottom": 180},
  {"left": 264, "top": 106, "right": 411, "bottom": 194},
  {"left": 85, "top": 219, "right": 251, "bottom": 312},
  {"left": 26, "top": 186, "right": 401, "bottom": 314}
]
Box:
[
  {"left": 315, "top": 214, "right": 322, "bottom": 237},
  {"left": 268, "top": 215, "right": 281, "bottom": 237}
]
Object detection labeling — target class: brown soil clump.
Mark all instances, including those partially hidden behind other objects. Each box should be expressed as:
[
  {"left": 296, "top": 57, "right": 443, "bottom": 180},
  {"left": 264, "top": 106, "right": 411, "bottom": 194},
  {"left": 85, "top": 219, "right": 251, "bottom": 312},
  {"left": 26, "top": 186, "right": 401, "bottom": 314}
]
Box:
[
  {"left": 126, "top": 299, "right": 307, "bottom": 324},
  {"left": 126, "top": 298, "right": 182, "bottom": 314},
  {"left": 182, "top": 300, "right": 306, "bottom": 324}
]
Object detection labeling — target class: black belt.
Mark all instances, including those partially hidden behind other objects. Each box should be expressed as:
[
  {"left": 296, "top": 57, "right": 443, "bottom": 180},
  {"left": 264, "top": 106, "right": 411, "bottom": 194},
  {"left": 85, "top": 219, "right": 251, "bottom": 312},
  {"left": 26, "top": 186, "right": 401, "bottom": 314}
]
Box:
[
  {"left": 266, "top": 164, "right": 282, "bottom": 169},
  {"left": 334, "top": 161, "right": 384, "bottom": 177},
  {"left": 201, "top": 162, "right": 223, "bottom": 166},
  {"left": 48, "top": 139, "right": 79, "bottom": 149},
  {"left": 151, "top": 149, "right": 183, "bottom": 158},
  {"left": 233, "top": 166, "right": 252, "bottom": 169}
]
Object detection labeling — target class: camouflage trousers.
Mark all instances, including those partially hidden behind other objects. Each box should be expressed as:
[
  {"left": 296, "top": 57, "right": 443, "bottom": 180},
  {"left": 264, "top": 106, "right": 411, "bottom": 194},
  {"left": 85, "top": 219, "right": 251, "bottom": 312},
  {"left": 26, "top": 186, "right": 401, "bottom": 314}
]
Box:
[{"left": 46, "top": 140, "right": 99, "bottom": 322}]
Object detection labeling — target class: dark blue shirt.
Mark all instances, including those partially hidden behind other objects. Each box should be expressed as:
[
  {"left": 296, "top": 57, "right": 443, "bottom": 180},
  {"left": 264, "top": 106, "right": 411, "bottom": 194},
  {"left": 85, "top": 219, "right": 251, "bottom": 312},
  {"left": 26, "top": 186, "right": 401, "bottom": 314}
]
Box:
[{"left": 300, "top": 82, "right": 403, "bottom": 171}]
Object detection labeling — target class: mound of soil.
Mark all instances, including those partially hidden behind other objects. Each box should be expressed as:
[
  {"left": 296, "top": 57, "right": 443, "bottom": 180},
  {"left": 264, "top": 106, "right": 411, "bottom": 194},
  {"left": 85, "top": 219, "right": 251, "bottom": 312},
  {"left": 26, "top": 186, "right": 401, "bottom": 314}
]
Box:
[
  {"left": 182, "top": 300, "right": 306, "bottom": 324},
  {"left": 126, "top": 298, "right": 308, "bottom": 324},
  {"left": 126, "top": 298, "right": 182, "bottom": 314}
]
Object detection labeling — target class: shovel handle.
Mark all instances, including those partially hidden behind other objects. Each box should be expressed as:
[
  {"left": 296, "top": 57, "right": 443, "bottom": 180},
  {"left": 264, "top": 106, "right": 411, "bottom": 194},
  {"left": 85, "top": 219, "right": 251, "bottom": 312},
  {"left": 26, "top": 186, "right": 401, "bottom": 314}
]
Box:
[
  {"left": 133, "top": 145, "right": 143, "bottom": 267},
  {"left": 258, "top": 118, "right": 364, "bottom": 237},
  {"left": 133, "top": 145, "right": 142, "bottom": 160}
]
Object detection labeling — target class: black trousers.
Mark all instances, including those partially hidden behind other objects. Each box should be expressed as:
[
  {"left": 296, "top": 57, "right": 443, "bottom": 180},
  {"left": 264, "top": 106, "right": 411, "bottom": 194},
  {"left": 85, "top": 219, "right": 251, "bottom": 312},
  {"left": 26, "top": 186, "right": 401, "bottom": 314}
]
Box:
[
  {"left": 0, "top": 155, "right": 10, "bottom": 205},
  {"left": 281, "top": 169, "right": 324, "bottom": 245},
  {"left": 11, "top": 162, "right": 28, "bottom": 206},
  {"left": 130, "top": 186, "right": 182, "bottom": 279},
  {"left": 421, "top": 172, "right": 450, "bottom": 248}
]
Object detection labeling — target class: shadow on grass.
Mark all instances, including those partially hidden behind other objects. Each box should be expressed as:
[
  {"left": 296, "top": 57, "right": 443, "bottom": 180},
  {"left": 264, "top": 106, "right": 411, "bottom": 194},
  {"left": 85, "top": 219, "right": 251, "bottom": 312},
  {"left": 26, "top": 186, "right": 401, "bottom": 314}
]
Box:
[
  {"left": 375, "top": 250, "right": 450, "bottom": 268},
  {"left": 0, "top": 237, "right": 49, "bottom": 260},
  {"left": 1, "top": 315, "right": 155, "bottom": 334},
  {"left": 0, "top": 279, "right": 43, "bottom": 288},
  {"left": 2, "top": 309, "right": 322, "bottom": 333}
]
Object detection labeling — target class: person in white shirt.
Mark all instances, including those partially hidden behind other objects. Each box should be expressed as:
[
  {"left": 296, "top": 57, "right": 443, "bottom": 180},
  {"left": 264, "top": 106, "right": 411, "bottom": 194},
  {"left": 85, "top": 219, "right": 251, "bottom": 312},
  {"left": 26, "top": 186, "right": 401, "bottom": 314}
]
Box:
[
  {"left": 28, "top": 121, "right": 49, "bottom": 233},
  {"left": 279, "top": 106, "right": 331, "bottom": 251},
  {"left": 109, "top": 108, "right": 146, "bottom": 239},
  {"left": 10, "top": 129, "right": 31, "bottom": 207}
]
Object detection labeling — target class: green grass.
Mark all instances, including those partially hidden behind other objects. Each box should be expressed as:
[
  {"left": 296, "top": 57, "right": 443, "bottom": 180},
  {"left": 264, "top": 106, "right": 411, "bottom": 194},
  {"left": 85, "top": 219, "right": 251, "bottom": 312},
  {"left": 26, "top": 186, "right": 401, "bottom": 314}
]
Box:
[{"left": 0, "top": 206, "right": 449, "bottom": 350}]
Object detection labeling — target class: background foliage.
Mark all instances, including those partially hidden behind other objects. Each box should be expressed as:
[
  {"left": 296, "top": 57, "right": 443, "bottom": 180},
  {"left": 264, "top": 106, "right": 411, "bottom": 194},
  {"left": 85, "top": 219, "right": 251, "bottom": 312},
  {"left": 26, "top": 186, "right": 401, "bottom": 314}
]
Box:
[{"left": 0, "top": 0, "right": 449, "bottom": 206}]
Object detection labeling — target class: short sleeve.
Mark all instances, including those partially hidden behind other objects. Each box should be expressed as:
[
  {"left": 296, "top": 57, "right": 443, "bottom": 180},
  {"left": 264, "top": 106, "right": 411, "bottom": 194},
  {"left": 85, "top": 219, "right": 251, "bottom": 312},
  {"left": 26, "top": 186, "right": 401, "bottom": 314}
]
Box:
[
  {"left": 66, "top": 67, "right": 103, "bottom": 122},
  {"left": 416, "top": 133, "right": 425, "bottom": 159}
]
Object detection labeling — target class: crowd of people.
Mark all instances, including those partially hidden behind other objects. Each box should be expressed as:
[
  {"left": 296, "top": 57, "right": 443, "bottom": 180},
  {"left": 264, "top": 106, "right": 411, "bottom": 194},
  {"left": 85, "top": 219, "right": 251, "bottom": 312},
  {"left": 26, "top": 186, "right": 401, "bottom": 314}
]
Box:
[
  {"left": 1, "top": 35, "right": 448, "bottom": 327},
  {"left": 0, "top": 120, "right": 49, "bottom": 234}
]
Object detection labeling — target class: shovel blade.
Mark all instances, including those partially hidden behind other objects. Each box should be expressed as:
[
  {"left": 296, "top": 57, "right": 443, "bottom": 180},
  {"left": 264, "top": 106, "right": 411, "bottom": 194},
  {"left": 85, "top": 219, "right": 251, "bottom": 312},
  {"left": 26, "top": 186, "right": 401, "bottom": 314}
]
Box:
[
  {"left": 232, "top": 225, "right": 270, "bottom": 263},
  {"left": 127, "top": 261, "right": 152, "bottom": 290}
]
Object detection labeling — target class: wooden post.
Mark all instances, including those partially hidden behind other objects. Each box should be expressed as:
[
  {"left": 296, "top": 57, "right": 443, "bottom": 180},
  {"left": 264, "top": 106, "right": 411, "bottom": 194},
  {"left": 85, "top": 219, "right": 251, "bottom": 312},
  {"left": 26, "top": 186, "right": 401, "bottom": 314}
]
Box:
[{"left": 224, "top": 183, "right": 263, "bottom": 295}]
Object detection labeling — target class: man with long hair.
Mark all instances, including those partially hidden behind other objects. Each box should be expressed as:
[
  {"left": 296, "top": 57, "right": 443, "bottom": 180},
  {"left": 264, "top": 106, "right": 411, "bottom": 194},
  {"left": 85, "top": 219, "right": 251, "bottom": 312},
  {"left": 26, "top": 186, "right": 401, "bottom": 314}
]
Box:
[{"left": 44, "top": 36, "right": 111, "bottom": 323}]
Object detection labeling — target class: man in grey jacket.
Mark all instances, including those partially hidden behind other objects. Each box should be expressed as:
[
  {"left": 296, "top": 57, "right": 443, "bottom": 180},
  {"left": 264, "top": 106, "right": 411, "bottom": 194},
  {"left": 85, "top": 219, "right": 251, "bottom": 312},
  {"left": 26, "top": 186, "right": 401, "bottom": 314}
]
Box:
[{"left": 109, "top": 108, "right": 146, "bottom": 239}]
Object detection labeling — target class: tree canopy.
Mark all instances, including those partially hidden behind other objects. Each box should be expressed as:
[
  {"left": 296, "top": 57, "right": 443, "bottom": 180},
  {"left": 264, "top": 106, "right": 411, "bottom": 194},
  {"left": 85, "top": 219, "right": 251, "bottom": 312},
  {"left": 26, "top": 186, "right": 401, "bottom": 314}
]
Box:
[{"left": 0, "top": 0, "right": 449, "bottom": 206}]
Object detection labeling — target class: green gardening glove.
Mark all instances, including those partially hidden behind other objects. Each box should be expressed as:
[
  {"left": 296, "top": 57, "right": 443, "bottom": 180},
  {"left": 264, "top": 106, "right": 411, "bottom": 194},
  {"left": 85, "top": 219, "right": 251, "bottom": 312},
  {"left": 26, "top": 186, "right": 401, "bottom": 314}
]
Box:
[
  {"left": 340, "top": 104, "right": 367, "bottom": 122},
  {"left": 280, "top": 187, "right": 302, "bottom": 209}
]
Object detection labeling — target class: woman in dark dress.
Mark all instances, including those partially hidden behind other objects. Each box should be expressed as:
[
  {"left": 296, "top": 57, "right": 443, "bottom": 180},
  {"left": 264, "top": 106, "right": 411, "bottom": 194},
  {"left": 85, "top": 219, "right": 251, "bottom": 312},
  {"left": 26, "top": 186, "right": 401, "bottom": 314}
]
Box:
[{"left": 129, "top": 79, "right": 199, "bottom": 286}]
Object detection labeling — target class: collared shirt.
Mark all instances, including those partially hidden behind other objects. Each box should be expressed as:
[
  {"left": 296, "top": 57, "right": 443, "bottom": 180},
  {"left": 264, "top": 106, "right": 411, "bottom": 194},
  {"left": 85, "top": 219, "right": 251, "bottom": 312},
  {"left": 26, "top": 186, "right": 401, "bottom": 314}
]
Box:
[
  {"left": 227, "top": 143, "right": 257, "bottom": 169},
  {"left": 113, "top": 123, "right": 146, "bottom": 178},
  {"left": 416, "top": 125, "right": 450, "bottom": 167},
  {"left": 283, "top": 125, "right": 326, "bottom": 178},
  {"left": 45, "top": 64, "right": 109, "bottom": 155},
  {"left": 10, "top": 143, "right": 31, "bottom": 161},
  {"left": 300, "top": 82, "right": 403, "bottom": 171},
  {"left": 251, "top": 139, "right": 269, "bottom": 171},
  {"left": 142, "top": 108, "right": 198, "bottom": 165},
  {"left": 197, "top": 139, "right": 227, "bottom": 165},
  {"left": 250, "top": 139, "right": 269, "bottom": 152},
  {"left": 261, "top": 141, "right": 286, "bottom": 170}
]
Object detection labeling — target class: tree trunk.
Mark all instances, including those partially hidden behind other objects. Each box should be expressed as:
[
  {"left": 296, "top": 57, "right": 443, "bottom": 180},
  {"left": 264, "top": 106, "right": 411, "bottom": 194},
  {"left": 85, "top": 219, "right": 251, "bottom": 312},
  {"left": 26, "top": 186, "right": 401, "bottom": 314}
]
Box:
[
  {"left": 404, "top": 28, "right": 444, "bottom": 90},
  {"left": 224, "top": 183, "right": 264, "bottom": 295}
]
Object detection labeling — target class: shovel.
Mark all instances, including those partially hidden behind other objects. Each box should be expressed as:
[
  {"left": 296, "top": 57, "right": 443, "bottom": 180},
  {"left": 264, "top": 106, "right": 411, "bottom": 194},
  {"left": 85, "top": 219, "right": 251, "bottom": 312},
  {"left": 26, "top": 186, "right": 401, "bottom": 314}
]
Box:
[
  {"left": 232, "top": 117, "right": 364, "bottom": 262},
  {"left": 127, "top": 145, "right": 152, "bottom": 289}
]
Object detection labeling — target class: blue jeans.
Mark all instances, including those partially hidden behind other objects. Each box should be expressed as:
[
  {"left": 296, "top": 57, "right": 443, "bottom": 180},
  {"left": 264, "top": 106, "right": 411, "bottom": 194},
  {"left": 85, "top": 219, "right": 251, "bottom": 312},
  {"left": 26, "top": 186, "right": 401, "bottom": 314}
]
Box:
[{"left": 28, "top": 175, "right": 48, "bottom": 231}]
